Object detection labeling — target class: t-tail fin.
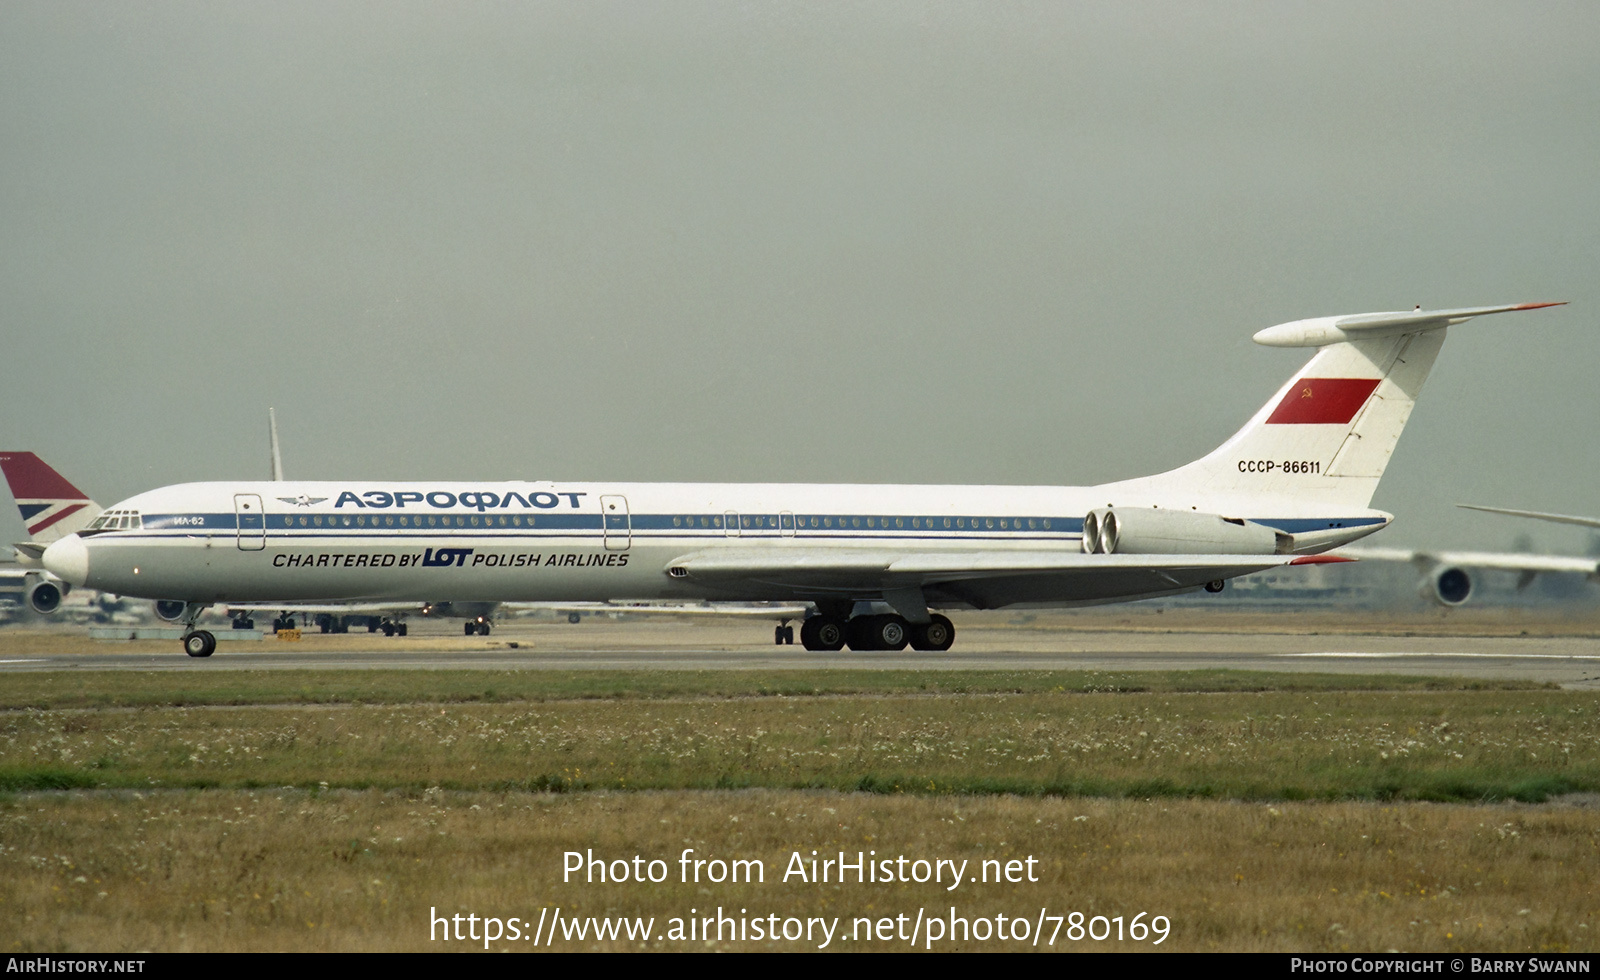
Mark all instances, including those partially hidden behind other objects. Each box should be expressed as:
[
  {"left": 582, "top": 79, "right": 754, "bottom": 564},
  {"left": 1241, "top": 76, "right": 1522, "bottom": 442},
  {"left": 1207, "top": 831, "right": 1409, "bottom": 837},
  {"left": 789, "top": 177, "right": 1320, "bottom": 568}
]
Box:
[
  {"left": 0, "top": 452, "right": 101, "bottom": 546},
  {"left": 1102, "top": 303, "right": 1564, "bottom": 513}
]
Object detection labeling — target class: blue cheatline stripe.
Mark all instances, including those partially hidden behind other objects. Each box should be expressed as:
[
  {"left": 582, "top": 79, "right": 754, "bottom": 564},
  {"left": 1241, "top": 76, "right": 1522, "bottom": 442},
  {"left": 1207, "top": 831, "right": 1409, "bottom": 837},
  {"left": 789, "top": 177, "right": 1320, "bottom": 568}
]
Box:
[
  {"left": 128, "top": 512, "right": 1385, "bottom": 536},
  {"left": 115, "top": 530, "right": 1083, "bottom": 543}
]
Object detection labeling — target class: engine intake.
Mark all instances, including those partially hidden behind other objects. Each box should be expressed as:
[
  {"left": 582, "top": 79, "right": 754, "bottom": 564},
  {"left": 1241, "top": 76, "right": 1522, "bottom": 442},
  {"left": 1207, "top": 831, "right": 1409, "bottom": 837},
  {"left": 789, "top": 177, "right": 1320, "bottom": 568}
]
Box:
[
  {"left": 1426, "top": 567, "right": 1472, "bottom": 606},
  {"left": 26, "top": 580, "right": 62, "bottom": 615},
  {"left": 153, "top": 599, "right": 188, "bottom": 622},
  {"left": 1082, "top": 508, "right": 1287, "bottom": 555}
]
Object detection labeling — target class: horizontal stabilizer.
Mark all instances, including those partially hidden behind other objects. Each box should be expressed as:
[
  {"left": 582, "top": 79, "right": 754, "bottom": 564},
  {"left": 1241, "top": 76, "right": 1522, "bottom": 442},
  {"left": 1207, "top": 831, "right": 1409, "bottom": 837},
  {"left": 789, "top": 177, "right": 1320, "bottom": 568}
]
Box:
[{"left": 1253, "top": 302, "right": 1564, "bottom": 348}]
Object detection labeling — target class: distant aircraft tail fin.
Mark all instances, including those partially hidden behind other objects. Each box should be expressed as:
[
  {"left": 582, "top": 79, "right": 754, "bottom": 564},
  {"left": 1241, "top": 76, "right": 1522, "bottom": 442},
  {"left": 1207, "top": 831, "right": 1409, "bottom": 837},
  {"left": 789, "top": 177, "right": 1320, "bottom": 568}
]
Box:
[
  {"left": 1102, "top": 303, "right": 1563, "bottom": 514},
  {"left": 0, "top": 452, "right": 101, "bottom": 544}
]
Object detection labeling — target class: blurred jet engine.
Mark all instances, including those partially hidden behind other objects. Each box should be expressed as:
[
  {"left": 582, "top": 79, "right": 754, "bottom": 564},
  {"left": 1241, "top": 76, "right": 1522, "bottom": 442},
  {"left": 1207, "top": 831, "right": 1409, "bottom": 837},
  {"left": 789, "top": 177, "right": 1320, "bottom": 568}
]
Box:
[
  {"left": 1423, "top": 566, "right": 1473, "bottom": 606},
  {"left": 153, "top": 599, "right": 188, "bottom": 622}
]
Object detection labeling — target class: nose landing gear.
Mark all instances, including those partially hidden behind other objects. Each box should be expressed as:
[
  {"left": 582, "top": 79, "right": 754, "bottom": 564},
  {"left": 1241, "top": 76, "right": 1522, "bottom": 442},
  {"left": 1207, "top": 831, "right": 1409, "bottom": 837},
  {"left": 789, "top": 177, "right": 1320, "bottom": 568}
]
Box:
[{"left": 176, "top": 601, "right": 215, "bottom": 658}]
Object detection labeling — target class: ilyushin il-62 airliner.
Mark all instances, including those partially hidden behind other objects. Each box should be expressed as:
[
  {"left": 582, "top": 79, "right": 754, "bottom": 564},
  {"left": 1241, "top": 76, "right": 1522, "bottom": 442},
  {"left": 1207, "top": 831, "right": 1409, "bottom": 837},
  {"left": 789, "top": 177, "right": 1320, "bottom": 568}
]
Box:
[{"left": 43, "top": 302, "right": 1563, "bottom": 657}]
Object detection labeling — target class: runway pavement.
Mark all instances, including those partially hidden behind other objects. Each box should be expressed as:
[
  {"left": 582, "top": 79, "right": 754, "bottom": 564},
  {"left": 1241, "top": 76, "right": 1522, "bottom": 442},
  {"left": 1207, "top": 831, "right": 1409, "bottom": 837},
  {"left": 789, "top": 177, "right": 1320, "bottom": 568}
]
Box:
[{"left": 3, "top": 617, "right": 1599, "bottom": 687}]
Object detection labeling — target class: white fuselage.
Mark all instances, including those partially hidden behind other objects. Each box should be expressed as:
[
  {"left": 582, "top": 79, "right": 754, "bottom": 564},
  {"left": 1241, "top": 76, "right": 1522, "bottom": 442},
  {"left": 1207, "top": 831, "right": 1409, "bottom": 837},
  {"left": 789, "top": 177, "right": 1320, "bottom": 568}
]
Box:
[{"left": 49, "top": 479, "right": 1387, "bottom": 609}]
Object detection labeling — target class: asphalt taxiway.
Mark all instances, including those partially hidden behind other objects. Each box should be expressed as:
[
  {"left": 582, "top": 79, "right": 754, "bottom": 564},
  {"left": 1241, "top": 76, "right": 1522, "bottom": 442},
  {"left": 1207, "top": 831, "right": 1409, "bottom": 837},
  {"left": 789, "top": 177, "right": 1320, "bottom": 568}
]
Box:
[{"left": 2, "top": 616, "right": 1598, "bottom": 687}]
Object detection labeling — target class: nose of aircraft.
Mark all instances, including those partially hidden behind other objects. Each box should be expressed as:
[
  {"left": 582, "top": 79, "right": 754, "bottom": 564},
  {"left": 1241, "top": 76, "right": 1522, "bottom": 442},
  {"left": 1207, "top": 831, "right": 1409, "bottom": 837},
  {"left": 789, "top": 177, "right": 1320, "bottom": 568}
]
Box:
[{"left": 42, "top": 534, "right": 89, "bottom": 587}]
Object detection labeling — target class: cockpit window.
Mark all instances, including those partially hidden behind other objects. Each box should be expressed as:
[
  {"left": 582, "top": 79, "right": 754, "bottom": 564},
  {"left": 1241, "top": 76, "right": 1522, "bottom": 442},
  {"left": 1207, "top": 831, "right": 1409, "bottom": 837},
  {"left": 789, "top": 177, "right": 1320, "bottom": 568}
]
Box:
[{"left": 86, "top": 509, "right": 143, "bottom": 531}]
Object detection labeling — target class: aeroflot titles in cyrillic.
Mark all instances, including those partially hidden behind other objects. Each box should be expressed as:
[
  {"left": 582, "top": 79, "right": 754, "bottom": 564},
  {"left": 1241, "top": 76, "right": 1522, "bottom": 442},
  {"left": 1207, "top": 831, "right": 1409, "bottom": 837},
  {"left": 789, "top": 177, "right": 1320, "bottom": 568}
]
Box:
[{"left": 334, "top": 491, "right": 588, "bottom": 511}]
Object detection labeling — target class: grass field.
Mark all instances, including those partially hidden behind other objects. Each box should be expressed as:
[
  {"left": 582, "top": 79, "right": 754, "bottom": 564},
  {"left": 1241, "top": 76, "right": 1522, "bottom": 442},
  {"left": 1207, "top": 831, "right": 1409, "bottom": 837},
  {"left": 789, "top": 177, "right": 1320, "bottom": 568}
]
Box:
[
  {"left": 0, "top": 666, "right": 1550, "bottom": 711},
  {"left": 2, "top": 668, "right": 1597, "bottom": 952},
  {"left": 4, "top": 789, "right": 1596, "bottom": 952},
  {"left": 0, "top": 670, "right": 1590, "bottom": 802}
]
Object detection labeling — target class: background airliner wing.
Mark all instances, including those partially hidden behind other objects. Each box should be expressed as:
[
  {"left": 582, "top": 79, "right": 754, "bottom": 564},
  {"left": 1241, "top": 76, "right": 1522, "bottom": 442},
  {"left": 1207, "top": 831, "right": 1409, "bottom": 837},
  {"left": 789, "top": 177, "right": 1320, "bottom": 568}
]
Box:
[
  {"left": 1457, "top": 504, "right": 1600, "bottom": 531},
  {"left": 1338, "top": 546, "right": 1600, "bottom": 576}
]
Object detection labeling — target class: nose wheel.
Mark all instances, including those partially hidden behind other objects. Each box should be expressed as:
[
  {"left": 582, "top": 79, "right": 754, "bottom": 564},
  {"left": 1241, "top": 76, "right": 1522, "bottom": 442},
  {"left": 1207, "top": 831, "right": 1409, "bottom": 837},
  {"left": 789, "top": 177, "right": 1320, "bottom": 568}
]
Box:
[{"left": 174, "top": 602, "right": 216, "bottom": 657}]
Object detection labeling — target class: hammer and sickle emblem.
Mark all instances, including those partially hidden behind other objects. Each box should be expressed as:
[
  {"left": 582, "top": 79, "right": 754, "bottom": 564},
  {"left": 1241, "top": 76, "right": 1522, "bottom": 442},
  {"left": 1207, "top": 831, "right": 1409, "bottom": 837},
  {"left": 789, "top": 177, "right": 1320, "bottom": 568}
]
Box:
[{"left": 1299, "top": 386, "right": 1314, "bottom": 399}]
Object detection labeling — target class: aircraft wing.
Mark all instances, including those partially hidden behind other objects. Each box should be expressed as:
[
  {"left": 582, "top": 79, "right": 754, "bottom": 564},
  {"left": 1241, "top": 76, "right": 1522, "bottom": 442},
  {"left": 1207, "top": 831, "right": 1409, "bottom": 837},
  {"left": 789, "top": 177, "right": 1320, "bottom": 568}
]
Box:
[
  {"left": 501, "top": 600, "right": 813, "bottom": 619},
  {"left": 1338, "top": 546, "right": 1600, "bottom": 576},
  {"left": 666, "top": 548, "right": 1334, "bottom": 607},
  {"left": 223, "top": 601, "right": 430, "bottom": 616},
  {"left": 1457, "top": 504, "right": 1600, "bottom": 531}
]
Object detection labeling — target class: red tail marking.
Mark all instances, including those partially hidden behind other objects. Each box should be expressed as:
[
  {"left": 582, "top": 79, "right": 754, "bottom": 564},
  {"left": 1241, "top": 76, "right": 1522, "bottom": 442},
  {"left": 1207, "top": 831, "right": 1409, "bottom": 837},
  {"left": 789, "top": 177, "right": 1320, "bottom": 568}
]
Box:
[
  {"left": 0, "top": 452, "right": 89, "bottom": 500},
  {"left": 1289, "top": 555, "right": 1357, "bottom": 565},
  {"left": 26, "top": 503, "right": 87, "bottom": 535},
  {"left": 1265, "top": 378, "right": 1381, "bottom": 425}
]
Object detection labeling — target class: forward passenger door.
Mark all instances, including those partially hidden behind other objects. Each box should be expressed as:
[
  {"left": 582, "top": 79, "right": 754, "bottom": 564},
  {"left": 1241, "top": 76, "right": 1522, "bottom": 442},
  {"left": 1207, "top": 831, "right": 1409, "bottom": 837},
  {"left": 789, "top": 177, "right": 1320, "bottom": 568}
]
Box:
[
  {"left": 234, "top": 494, "right": 265, "bottom": 551},
  {"left": 601, "top": 495, "right": 630, "bottom": 551}
]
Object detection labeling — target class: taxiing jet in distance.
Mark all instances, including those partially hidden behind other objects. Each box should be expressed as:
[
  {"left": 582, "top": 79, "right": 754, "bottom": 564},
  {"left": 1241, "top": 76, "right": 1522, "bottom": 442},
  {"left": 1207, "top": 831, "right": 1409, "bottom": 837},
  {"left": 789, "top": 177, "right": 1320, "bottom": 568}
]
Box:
[
  {"left": 40, "top": 302, "right": 1565, "bottom": 657},
  {"left": 1344, "top": 503, "right": 1600, "bottom": 606},
  {"left": 0, "top": 452, "right": 100, "bottom": 615}
]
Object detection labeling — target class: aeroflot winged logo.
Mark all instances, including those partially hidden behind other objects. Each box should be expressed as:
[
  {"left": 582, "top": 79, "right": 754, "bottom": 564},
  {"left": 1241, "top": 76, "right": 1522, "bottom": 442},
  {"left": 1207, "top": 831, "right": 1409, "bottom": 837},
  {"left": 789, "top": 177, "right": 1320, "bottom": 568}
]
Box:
[{"left": 278, "top": 495, "right": 328, "bottom": 507}]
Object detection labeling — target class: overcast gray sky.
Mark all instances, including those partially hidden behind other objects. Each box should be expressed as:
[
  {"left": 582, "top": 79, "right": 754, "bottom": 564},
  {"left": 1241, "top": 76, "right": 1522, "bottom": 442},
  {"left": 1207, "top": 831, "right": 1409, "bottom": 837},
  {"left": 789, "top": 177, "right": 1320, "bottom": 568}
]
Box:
[{"left": 2, "top": 1, "right": 1596, "bottom": 552}]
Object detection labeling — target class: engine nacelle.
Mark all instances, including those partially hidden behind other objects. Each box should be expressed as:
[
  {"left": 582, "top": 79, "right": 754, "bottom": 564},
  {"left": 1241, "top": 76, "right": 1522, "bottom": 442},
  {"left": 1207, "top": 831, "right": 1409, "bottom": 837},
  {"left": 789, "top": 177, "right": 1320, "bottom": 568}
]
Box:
[
  {"left": 1423, "top": 566, "right": 1472, "bottom": 606},
  {"left": 1083, "top": 508, "right": 1287, "bottom": 555},
  {"left": 153, "top": 599, "right": 188, "bottom": 622},
  {"left": 26, "top": 579, "right": 63, "bottom": 614}
]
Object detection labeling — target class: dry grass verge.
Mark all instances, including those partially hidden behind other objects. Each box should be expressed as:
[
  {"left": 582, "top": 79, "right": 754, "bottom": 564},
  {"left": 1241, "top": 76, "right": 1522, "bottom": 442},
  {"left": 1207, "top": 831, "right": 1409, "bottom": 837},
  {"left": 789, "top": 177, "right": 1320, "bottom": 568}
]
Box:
[
  {"left": 0, "top": 667, "right": 1550, "bottom": 712},
  {"left": 3, "top": 789, "right": 1595, "bottom": 952},
  {"left": 0, "top": 686, "right": 1594, "bottom": 803}
]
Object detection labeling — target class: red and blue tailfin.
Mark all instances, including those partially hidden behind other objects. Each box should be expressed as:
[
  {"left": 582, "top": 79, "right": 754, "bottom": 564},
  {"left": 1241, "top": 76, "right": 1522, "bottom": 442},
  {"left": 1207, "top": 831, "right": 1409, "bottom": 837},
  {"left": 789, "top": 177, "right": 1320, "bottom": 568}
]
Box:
[{"left": 0, "top": 452, "right": 101, "bottom": 547}]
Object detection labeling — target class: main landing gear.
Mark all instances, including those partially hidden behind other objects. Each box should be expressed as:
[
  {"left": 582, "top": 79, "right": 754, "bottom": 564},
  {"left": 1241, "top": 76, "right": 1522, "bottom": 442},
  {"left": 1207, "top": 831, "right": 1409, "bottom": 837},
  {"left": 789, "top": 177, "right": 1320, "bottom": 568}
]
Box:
[
  {"left": 799, "top": 613, "right": 955, "bottom": 652},
  {"left": 464, "top": 620, "right": 491, "bottom": 636}
]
